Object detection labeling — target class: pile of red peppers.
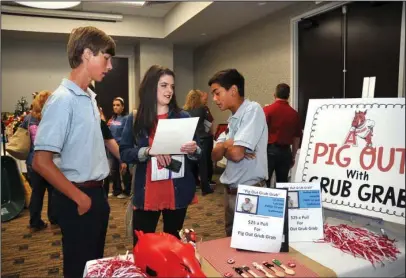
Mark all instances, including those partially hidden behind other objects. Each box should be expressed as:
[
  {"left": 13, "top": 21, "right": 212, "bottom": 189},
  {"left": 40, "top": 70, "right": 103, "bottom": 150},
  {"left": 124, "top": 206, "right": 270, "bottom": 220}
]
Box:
[
  {"left": 85, "top": 256, "right": 147, "bottom": 278},
  {"left": 317, "top": 224, "right": 400, "bottom": 266}
]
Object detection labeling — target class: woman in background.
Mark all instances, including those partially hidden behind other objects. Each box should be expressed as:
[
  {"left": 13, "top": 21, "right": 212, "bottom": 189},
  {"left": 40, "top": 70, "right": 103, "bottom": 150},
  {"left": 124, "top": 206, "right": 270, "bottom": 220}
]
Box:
[
  {"left": 21, "top": 90, "right": 57, "bottom": 231},
  {"left": 107, "top": 97, "right": 131, "bottom": 198},
  {"left": 120, "top": 65, "right": 201, "bottom": 246},
  {"left": 183, "top": 90, "right": 215, "bottom": 195}
]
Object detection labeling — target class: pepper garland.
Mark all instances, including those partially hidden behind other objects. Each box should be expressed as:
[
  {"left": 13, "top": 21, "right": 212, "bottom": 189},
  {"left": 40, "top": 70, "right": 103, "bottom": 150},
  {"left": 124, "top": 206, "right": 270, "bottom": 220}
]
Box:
[
  {"left": 316, "top": 224, "right": 400, "bottom": 266},
  {"left": 85, "top": 253, "right": 147, "bottom": 278}
]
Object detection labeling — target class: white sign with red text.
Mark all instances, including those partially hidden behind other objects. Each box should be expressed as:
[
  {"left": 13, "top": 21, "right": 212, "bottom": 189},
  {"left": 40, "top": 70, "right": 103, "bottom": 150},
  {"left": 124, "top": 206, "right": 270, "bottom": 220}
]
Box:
[{"left": 295, "top": 98, "right": 405, "bottom": 225}]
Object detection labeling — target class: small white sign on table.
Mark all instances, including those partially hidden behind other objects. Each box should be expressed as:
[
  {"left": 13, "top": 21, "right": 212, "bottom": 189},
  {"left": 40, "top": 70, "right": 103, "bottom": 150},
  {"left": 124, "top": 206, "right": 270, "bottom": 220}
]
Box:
[
  {"left": 231, "top": 185, "right": 287, "bottom": 253},
  {"left": 276, "top": 183, "right": 324, "bottom": 242}
]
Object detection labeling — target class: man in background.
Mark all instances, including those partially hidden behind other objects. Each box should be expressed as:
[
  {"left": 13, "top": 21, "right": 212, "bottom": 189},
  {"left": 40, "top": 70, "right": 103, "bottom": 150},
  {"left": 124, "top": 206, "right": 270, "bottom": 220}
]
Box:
[
  {"left": 241, "top": 197, "right": 254, "bottom": 213},
  {"left": 263, "top": 83, "right": 302, "bottom": 187}
]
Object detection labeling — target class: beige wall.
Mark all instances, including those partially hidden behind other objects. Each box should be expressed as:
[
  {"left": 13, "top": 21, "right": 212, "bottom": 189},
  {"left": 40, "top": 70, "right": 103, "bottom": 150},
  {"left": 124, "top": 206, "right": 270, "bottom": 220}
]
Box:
[
  {"left": 2, "top": 14, "right": 165, "bottom": 39},
  {"left": 1, "top": 37, "right": 194, "bottom": 113},
  {"left": 1, "top": 39, "right": 70, "bottom": 113},
  {"left": 135, "top": 40, "right": 174, "bottom": 109},
  {"left": 133, "top": 43, "right": 141, "bottom": 110},
  {"left": 1, "top": 38, "right": 137, "bottom": 112},
  {"left": 164, "top": 2, "right": 213, "bottom": 36},
  {"left": 139, "top": 40, "right": 174, "bottom": 75},
  {"left": 174, "top": 46, "right": 194, "bottom": 107},
  {"left": 194, "top": 2, "right": 321, "bottom": 125}
]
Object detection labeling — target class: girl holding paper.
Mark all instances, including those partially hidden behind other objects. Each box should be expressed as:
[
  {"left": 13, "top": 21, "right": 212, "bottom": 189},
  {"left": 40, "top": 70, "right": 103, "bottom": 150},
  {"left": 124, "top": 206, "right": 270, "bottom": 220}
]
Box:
[{"left": 120, "top": 65, "right": 201, "bottom": 246}]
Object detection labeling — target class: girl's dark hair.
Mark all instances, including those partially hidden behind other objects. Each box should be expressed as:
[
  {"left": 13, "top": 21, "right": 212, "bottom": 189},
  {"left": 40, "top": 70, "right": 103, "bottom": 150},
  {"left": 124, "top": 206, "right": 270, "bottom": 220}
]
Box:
[
  {"left": 133, "top": 65, "right": 180, "bottom": 138},
  {"left": 112, "top": 97, "right": 126, "bottom": 118}
]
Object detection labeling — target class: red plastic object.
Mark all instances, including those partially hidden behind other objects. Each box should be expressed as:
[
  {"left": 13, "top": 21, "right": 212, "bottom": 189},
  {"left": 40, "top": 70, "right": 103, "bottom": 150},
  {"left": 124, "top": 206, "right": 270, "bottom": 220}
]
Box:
[
  {"left": 214, "top": 124, "right": 228, "bottom": 141},
  {"left": 133, "top": 231, "right": 206, "bottom": 278}
]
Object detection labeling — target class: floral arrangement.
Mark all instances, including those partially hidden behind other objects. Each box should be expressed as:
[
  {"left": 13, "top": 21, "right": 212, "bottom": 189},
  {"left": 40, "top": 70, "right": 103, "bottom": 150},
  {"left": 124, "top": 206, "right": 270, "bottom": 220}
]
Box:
[
  {"left": 7, "top": 113, "right": 27, "bottom": 134},
  {"left": 1, "top": 97, "right": 31, "bottom": 139}
]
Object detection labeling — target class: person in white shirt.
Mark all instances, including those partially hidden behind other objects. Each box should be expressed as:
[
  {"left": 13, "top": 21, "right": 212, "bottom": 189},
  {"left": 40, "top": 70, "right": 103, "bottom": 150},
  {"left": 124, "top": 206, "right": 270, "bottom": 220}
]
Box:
[{"left": 241, "top": 197, "right": 254, "bottom": 213}]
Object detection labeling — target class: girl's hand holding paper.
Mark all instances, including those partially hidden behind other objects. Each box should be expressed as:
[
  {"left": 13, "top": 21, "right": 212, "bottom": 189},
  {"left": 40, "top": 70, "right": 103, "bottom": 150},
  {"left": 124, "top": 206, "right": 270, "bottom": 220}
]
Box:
[{"left": 180, "top": 141, "right": 197, "bottom": 154}]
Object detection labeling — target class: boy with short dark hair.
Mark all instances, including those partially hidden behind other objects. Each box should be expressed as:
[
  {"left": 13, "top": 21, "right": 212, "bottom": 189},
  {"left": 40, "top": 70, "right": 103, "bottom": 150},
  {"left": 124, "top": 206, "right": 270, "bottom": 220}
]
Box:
[
  {"left": 33, "top": 26, "right": 115, "bottom": 277},
  {"left": 209, "top": 69, "right": 268, "bottom": 236}
]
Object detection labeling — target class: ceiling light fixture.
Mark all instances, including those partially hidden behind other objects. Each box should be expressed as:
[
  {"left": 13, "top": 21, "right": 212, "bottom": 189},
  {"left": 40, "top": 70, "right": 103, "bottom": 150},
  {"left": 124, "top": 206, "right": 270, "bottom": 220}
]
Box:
[
  {"left": 3, "top": 5, "right": 123, "bottom": 22},
  {"left": 15, "top": 1, "right": 81, "bottom": 9},
  {"left": 118, "top": 1, "right": 146, "bottom": 6}
]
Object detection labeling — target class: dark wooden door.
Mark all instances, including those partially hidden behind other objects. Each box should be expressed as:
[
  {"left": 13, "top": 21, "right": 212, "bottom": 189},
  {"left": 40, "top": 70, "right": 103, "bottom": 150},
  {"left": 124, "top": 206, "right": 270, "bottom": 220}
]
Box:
[
  {"left": 95, "top": 57, "right": 129, "bottom": 120},
  {"left": 298, "top": 6, "right": 344, "bottom": 129},
  {"left": 346, "top": 2, "right": 403, "bottom": 98}
]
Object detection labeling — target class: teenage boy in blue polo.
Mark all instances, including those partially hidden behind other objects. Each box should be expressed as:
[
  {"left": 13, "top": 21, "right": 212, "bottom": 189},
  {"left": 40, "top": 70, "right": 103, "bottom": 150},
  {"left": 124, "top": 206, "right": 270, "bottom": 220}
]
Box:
[
  {"left": 33, "top": 26, "right": 115, "bottom": 277},
  {"left": 210, "top": 69, "right": 268, "bottom": 237}
]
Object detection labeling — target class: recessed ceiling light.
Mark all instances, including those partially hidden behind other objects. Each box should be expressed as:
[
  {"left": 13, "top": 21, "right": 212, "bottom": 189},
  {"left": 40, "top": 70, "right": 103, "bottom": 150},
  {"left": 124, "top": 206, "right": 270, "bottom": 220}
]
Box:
[
  {"left": 118, "top": 1, "right": 146, "bottom": 6},
  {"left": 258, "top": 2, "right": 267, "bottom": 6},
  {"left": 15, "top": 1, "right": 81, "bottom": 9},
  {"left": 201, "top": 33, "right": 207, "bottom": 36}
]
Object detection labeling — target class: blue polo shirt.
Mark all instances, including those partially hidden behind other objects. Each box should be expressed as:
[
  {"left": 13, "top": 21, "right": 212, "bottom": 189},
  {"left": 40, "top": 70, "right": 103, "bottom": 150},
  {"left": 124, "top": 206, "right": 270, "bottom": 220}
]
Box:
[
  {"left": 216, "top": 99, "right": 268, "bottom": 188},
  {"left": 34, "top": 78, "right": 109, "bottom": 182}
]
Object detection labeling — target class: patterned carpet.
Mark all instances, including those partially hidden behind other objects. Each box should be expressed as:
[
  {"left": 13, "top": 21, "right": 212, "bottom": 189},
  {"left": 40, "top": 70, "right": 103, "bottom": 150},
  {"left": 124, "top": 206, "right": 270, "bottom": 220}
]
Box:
[{"left": 1, "top": 174, "right": 226, "bottom": 277}]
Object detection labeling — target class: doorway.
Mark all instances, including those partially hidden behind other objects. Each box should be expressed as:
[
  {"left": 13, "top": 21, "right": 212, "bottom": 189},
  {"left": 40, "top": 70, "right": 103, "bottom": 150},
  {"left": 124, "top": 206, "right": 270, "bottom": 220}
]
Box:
[
  {"left": 293, "top": 2, "right": 404, "bottom": 129},
  {"left": 95, "top": 57, "right": 129, "bottom": 121}
]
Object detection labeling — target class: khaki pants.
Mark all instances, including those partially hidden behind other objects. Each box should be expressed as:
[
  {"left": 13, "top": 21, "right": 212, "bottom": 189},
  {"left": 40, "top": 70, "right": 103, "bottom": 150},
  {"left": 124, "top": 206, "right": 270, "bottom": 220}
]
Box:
[{"left": 224, "top": 180, "right": 266, "bottom": 236}]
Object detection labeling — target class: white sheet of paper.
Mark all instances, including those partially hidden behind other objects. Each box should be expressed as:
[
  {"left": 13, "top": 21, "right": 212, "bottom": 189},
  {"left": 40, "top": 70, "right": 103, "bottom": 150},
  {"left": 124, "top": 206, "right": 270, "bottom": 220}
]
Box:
[
  {"left": 368, "top": 76, "right": 376, "bottom": 97},
  {"left": 362, "top": 76, "right": 376, "bottom": 98},
  {"left": 149, "top": 117, "right": 199, "bottom": 155},
  {"left": 362, "top": 77, "right": 370, "bottom": 98}
]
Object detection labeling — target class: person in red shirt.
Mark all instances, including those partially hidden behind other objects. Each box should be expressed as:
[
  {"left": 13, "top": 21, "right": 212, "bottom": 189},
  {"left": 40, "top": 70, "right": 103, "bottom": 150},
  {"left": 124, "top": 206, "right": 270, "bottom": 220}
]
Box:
[{"left": 263, "top": 83, "right": 302, "bottom": 187}]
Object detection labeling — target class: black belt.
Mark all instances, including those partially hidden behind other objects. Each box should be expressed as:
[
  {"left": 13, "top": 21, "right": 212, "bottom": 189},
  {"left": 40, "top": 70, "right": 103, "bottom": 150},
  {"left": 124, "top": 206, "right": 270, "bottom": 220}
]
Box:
[
  {"left": 269, "top": 143, "right": 290, "bottom": 149},
  {"left": 224, "top": 180, "right": 266, "bottom": 195},
  {"left": 72, "top": 180, "right": 103, "bottom": 188}
]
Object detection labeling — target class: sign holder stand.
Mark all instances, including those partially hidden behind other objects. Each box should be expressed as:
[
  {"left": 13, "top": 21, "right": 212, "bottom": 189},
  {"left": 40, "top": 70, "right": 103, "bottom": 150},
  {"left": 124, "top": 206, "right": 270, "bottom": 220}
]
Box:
[{"left": 280, "top": 188, "right": 289, "bottom": 252}]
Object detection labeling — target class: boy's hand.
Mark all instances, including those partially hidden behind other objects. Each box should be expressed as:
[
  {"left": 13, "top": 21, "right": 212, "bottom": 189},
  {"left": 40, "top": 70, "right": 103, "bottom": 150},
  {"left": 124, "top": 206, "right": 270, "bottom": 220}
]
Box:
[
  {"left": 120, "top": 163, "right": 127, "bottom": 174},
  {"left": 224, "top": 139, "right": 234, "bottom": 149},
  {"left": 77, "top": 192, "right": 92, "bottom": 216},
  {"left": 244, "top": 152, "right": 256, "bottom": 160}
]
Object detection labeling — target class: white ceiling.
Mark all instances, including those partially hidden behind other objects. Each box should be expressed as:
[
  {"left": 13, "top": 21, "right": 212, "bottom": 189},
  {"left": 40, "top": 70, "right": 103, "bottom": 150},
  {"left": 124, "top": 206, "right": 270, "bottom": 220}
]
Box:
[
  {"left": 2, "top": 1, "right": 178, "bottom": 17},
  {"left": 71, "top": 1, "right": 178, "bottom": 17},
  {"left": 166, "top": 1, "right": 296, "bottom": 46},
  {"left": 1, "top": 1, "right": 297, "bottom": 47}
]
